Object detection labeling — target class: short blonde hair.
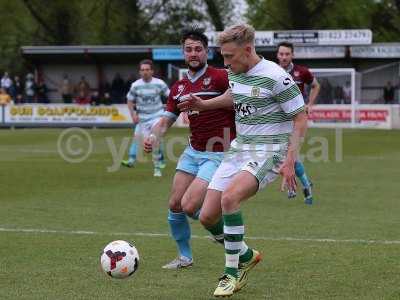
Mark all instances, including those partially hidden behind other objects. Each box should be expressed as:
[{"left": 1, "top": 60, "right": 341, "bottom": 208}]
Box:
[{"left": 217, "top": 23, "right": 255, "bottom": 46}]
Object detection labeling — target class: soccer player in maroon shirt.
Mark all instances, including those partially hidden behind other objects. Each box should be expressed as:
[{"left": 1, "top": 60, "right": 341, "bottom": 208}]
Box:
[
  {"left": 277, "top": 41, "right": 320, "bottom": 204},
  {"left": 143, "top": 28, "right": 236, "bottom": 269}
]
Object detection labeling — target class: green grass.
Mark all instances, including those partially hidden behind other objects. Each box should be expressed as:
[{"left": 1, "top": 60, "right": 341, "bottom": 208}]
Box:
[{"left": 0, "top": 128, "right": 399, "bottom": 299}]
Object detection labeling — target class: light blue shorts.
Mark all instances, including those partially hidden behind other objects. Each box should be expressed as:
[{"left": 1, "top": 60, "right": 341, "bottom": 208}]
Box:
[{"left": 176, "top": 145, "right": 224, "bottom": 183}]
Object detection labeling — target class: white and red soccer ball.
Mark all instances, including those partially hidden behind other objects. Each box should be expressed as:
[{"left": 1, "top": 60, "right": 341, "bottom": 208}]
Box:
[{"left": 100, "top": 240, "right": 139, "bottom": 279}]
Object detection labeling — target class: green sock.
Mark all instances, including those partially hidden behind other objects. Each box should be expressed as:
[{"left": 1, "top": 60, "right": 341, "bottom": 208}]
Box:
[
  {"left": 223, "top": 211, "right": 244, "bottom": 278},
  {"left": 206, "top": 218, "right": 224, "bottom": 244}
]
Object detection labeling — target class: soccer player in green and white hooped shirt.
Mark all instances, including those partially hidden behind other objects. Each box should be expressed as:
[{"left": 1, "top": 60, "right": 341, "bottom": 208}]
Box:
[
  {"left": 178, "top": 24, "right": 308, "bottom": 297},
  {"left": 121, "top": 59, "right": 169, "bottom": 177}
]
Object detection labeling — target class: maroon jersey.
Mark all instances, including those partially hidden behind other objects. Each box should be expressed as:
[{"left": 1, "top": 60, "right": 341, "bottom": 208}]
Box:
[
  {"left": 288, "top": 64, "right": 314, "bottom": 98},
  {"left": 165, "top": 66, "right": 236, "bottom": 152}
]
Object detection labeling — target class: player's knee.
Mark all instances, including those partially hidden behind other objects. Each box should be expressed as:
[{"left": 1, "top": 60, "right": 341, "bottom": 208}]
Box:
[
  {"left": 181, "top": 195, "right": 198, "bottom": 217},
  {"left": 199, "top": 212, "right": 216, "bottom": 228},
  {"left": 221, "top": 192, "right": 240, "bottom": 212},
  {"left": 168, "top": 195, "right": 182, "bottom": 212}
]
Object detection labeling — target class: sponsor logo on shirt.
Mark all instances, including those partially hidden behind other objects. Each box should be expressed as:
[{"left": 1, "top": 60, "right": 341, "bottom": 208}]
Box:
[{"left": 251, "top": 86, "right": 261, "bottom": 97}]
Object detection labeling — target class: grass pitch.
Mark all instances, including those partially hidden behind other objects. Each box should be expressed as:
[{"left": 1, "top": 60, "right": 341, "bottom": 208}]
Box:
[{"left": 0, "top": 127, "right": 399, "bottom": 299}]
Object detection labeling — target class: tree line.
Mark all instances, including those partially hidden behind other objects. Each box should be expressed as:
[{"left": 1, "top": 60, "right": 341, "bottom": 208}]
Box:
[{"left": 0, "top": 0, "right": 399, "bottom": 73}]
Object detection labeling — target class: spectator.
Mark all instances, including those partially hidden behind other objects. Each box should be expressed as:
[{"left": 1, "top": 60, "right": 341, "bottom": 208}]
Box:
[
  {"left": 383, "top": 81, "right": 395, "bottom": 104},
  {"left": 59, "top": 74, "right": 74, "bottom": 103},
  {"left": 124, "top": 74, "right": 136, "bottom": 96},
  {"left": 90, "top": 90, "right": 101, "bottom": 105},
  {"left": 36, "top": 79, "right": 49, "bottom": 103},
  {"left": 103, "top": 91, "right": 112, "bottom": 105},
  {"left": 99, "top": 81, "right": 111, "bottom": 105},
  {"left": 333, "top": 85, "right": 344, "bottom": 104},
  {"left": 0, "top": 88, "right": 12, "bottom": 105},
  {"left": 1, "top": 72, "right": 12, "bottom": 93},
  {"left": 9, "top": 75, "right": 24, "bottom": 104},
  {"left": 77, "top": 76, "right": 90, "bottom": 99},
  {"left": 111, "top": 73, "right": 125, "bottom": 103},
  {"left": 74, "top": 91, "right": 90, "bottom": 105},
  {"left": 318, "top": 78, "right": 333, "bottom": 104},
  {"left": 343, "top": 81, "right": 351, "bottom": 104},
  {"left": 24, "top": 73, "right": 36, "bottom": 103},
  {"left": 75, "top": 90, "right": 90, "bottom": 105}
]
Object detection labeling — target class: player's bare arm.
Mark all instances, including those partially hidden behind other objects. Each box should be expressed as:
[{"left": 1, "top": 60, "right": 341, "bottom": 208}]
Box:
[
  {"left": 307, "top": 78, "right": 320, "bottom": 110},
  {"left": 143, "top": 116, "right": 174, "bottom": 152},
  {"left": 279, "top": 110, "right": 308, "bottom": 192},
  {"left": 177, "top": 89, "right": 233, "bottom": 111},
  {"left": 127, "top": 101, "right": 139, "bottom": 123}
]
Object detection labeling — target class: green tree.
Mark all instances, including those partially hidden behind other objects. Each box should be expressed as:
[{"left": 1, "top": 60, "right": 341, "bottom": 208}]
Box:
[
  {"left": 245, "top": 0, "right": 400, "bottom": 42},
  {"left": 0, "top": 0, "right": 237, "bottom": 73}
]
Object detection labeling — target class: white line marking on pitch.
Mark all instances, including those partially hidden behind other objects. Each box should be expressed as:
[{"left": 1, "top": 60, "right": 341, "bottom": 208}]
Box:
[{"left": 1, "top": 227, "right": 399, "bottom": 245}]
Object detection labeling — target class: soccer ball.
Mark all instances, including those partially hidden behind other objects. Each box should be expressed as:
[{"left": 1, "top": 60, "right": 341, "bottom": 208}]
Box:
[{"left": 100, "top": 240, "right": 139, "bottom": 279}]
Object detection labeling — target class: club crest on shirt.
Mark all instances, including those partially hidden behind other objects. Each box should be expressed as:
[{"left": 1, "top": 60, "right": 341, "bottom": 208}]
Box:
[
  {"left": 251, "top": 86, "right": 260, "bottom": 97},
  {"left": 173, "top": 84, "right": 186, "bottom": 101},
  {"left": 294, "top": 71, "right": 300, "bottom": 77},
  {"left": 202, "top": 77, "right": 212, "bottom": 90}
]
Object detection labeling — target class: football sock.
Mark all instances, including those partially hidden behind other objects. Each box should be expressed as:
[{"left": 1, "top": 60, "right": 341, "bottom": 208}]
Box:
[
  {"left": 239, "top": 242, "right": 253, "bottom": 263},
  {"left": 168, "top": 210, "right": 192, "bottom": 260},
  {"left": 152, "top": 142, "right": 165, "bottom": 166},
  {"left": 294, "top": 160, "right": 311, "bottom": 188},
  {"left": 187, "top": 209, "right": 200, "bottom": 220},
  {"left": 205, "top": 217, "right": 224, "bottom": 244},
  {"left": 223, "top": 211, "right": 244, "bottom": 278},
  {"left": 128, "top": 141, "right": 137, "bottom": 162}
]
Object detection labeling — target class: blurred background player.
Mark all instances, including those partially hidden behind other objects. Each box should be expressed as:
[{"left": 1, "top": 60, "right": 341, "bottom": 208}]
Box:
[
  {"left": 277, "top": 41, "right": 320, "bottom": 204},
  {"left": 121, "top": 59, "right": 169, "bottom": 177},
  {"left": 143, "top": 28, "right": 235, "bottom": 269}
]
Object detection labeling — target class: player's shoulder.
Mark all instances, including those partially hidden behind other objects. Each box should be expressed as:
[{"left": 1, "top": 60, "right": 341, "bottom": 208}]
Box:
[
  {"left": 255, "top": 59, "right": 287, "bottom": 80},
  {"left": 293, "top": 64, "right": 311, "bottom": 73},
  {"left": 131, "top": 78, "right": 144, "bottom": 87},
  {"left": 206, "top": 66, "right": 228, "bottom": 77},
  {"left": 152, "top": 77, "right": 168, "bottom": 85}
]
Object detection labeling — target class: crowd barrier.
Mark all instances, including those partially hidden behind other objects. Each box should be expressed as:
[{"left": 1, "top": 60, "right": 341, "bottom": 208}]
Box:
[{"left": 1, "top": 103, "right": 399, "bottom": 129}]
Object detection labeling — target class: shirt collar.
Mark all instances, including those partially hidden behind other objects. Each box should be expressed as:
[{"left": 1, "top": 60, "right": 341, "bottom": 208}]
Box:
[
  {"left": 285, "top": 62, "right": 294, "bottom": 73},
  {"left": 186, "top": 64, "right": 208, "bottom": 83}
]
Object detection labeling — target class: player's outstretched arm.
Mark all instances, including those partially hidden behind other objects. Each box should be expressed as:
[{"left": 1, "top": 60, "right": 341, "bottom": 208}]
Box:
[
  {"left": 279, "top": 110, "right": 308, "bottom": 192},
  {"left": 307, "top": 78, "right": 320, "bottom": 110},
  {"left": 143, "top": 116, "right": 174, "bottom": 153},
  {"left": 177, "top": 89, "right": 233, "bottom": 111}
]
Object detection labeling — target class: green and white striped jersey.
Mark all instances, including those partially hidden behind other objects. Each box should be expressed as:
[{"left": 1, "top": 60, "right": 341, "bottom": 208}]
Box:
[
  {"left": 126, "top": 77, "right": 170, "bottom": 122},
  {"left": 229, "top": 58, "right": 304, "bottom": 151}
]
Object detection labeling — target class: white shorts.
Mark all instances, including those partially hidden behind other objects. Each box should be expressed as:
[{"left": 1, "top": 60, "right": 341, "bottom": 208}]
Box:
[
  {"left": 134, "top": 117, "right": 162, "bottom": 138},
  {"left": 208, "top": 150, "right": 287, "bottom": 192}
]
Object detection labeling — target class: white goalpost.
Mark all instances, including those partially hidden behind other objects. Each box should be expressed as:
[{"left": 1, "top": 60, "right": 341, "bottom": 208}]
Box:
[
  {"left": 173, "top": 67, "right": 399, "bottom": 129},
  {"left": 309, "top": 68, "right": 399, "bottom": 129}
]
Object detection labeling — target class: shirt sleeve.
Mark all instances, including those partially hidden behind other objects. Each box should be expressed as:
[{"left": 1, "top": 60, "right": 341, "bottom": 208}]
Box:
[
  {"left": 126, "top": 83, "right": 136, "bottom": 102},
  {"left": 303, "top": 67, "right": 314, "bottom": 85},
  {"left": 161, "top": 80, "right": 170, "bottom": 98},
  {"left": 273, "top": 74, "right": 305, "bottom": 118},
  {"left": 163, "top": 83, "right": 180, "bottom": 121}
]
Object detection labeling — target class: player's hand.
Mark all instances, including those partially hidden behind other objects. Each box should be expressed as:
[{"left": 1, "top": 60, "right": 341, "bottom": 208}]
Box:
[
  {"left": 132, "top": 113, "right": 139, "bottom": 124},
  {"left": 143, "top": 136, "right": 153, "bottom": 153},
  {"left": 305, "top": 105, "right": 313, "bottom": 115},
  {"left": 177, "top": 94, "right": 204, "bottom": 112},
  {"left": 278, "top": 158, "right": 297, "bottom": 193}
]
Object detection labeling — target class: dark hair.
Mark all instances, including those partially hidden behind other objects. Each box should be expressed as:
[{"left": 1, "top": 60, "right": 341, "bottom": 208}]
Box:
[
  {"left": 181, "top": 26, "right": 208, "bottom": 48},
  {"left": 139, "top": 59, "right": 153, "bottom": 69},
  {"left": 277, "top": 41, "right": 294, "bottom": 52}
]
